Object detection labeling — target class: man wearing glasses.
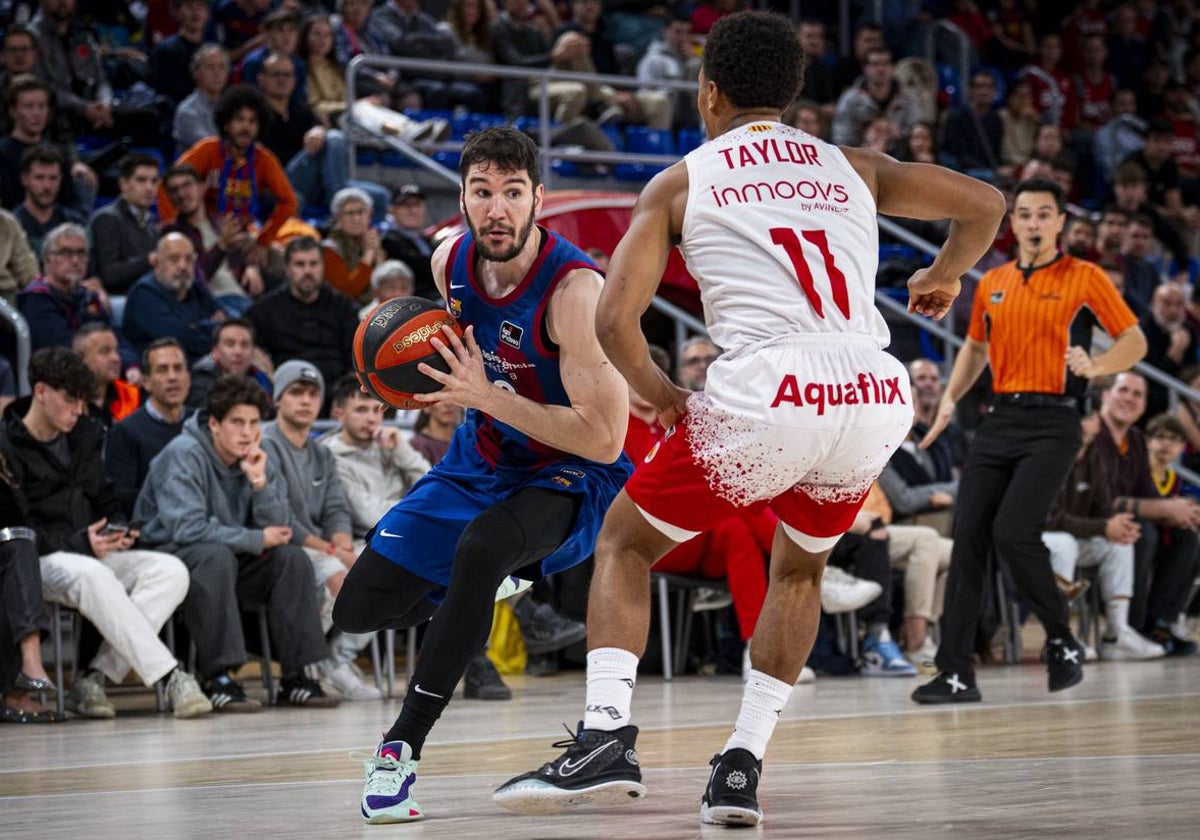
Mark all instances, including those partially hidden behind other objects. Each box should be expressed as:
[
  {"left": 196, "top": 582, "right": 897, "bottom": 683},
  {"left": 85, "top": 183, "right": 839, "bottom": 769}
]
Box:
[
  {"left": 678, "top": 336, "right": 720, "bottom": 391},
  {"left": 17, "top": 222, "right": 112, "bottom": 352}
]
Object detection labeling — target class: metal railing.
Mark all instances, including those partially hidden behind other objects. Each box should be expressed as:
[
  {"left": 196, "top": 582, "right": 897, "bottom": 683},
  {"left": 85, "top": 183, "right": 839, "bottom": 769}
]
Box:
[
  {"left": 925, "top": 19, "right": 971, "bottom": 106},
  {"left": 0, "top": 297, "right": 30, "bottom": 396}
]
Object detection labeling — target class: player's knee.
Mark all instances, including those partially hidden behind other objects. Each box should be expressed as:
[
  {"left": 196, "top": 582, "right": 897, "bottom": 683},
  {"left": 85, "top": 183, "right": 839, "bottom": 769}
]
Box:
[
  {"left": 454, "top": 512, "right": 524, "bottom": 583},
  {"left": 331, "top": 592, "right": 370, "bottom": 634}
]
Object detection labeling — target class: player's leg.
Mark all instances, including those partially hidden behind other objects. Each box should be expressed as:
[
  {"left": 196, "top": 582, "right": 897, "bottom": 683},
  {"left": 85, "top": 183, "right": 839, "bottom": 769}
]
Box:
[{"left": 492, "top": 489, "right": 677, "bottom": 814}]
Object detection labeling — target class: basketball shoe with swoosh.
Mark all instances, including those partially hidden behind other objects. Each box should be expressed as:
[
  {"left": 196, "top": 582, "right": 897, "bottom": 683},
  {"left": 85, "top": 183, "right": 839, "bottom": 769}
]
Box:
[
  {"left": 356, "top": 740, "right": 424, "bottom": 823},
  {"left": 492, "top": 722, "right": 645, "bottom": 814}
]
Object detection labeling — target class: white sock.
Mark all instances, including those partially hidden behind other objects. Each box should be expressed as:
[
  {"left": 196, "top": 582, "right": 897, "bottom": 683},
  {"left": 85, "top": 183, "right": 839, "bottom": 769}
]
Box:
[
  {"left": 583, "top": 647, "right": 639, "bottom": 731},
  {"left": 723, "top": 669, "right": 792, "bottom": 761},
  {"left": 1106, "top": 599, "right": 1130, "bottom": 639}
]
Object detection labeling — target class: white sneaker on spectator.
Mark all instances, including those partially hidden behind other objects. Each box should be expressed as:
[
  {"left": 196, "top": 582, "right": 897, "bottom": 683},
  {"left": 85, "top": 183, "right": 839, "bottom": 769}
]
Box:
[
  {"left": 166, "top": 669, "right": 213, "bottom": 718},
  {"left": 66, "top": 671, "right": 115, "bottom": 719},
  {"left": 317, "top": 661, "right": 383, "bottom": 701},
  {"left": 692, "top": 587, "right": 733, "bottom": 612},
  {"left": 820, "top": 566, "right": 883, "bottom": 614},
  {"left": 1100, "top": 629, "right": 1166, "bottom": 661},
  {"left": 907, "top": 636, "right": 939, "bottom": 667},
  {"left": 1083, "top": 643, "right": 1098, "bottom": 662},
  {"left": 1170, "top": 615, "right": 1195, "bottom": 641}
]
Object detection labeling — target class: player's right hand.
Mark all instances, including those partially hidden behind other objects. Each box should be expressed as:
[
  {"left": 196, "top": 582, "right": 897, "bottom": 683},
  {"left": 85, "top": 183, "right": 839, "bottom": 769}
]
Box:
[
  {"left": 907, "top": 268, "right": 961, "bottom": 321},
  {"left": 919, "top": 397, "right": 955, "bottom": 450},
  {"left": 657, "top": 386, "right": 691, "bottom": 430}
]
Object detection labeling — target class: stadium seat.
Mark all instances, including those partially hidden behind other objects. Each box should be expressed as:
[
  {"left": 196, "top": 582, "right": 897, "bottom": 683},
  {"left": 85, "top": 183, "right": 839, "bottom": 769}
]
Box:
[{"left": 677, "top": 127, "right": 705, "bottom": 154}]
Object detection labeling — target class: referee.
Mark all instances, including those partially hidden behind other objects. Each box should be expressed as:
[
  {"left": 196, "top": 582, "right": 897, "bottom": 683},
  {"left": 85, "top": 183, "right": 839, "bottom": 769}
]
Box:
[{"left": 912, "top": 178, "right": 1147, "bottom": 704}]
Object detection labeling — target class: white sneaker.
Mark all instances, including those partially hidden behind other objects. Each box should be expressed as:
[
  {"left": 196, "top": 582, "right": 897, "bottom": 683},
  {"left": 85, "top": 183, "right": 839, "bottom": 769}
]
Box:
[
  {"left": 907, "top": 637, "right": 939, "bottom": 666},
  {"left": 495, "top": 575, "right": 533, "bottom": 601},
  {"left": 820, "top": 566, "right": 883, "bottom": 614},
  {"left": 166, "top": 669, "right": 213, "bottom": 718},
  {"left": 1100, "top": 629, "right": 1167, "bottom": 661},
  {"left": 357, "top": 741, "right": 424, "bottom": 823},
  {"left": 319, "top": 661, "right": 383, "bottom": 701}
]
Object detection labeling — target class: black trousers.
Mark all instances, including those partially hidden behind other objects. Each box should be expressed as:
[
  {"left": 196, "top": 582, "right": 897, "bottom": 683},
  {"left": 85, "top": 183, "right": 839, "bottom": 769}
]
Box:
[
  {"left": 1131, "top": 522, "right": 1200, "bottom": 633},
  {"left": 936, "top": 404, "right": 1081, "bottom": 679},
  {"left": 1, "top": 538, "right": 46, "bottom": 692},
  {"left": 334, "top": 488, "right": 577, "bottom": 754}
]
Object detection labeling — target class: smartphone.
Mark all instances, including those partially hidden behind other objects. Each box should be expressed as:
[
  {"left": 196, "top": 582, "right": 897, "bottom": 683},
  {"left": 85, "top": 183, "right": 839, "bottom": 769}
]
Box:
[{"left": 101, "top": 522, "right": 129, "bottom": 536}]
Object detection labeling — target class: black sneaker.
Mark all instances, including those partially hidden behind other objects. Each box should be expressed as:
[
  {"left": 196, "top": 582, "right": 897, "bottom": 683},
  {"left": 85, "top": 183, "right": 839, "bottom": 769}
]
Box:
[
  {"left": 279, "top": 676, "right": 340, "bottom": 708},
  {"left": 204, "top": 675, "right": 263, "bottom": 713},
  {"left": 1043, "top": 636, "right": 1084, "bottom": 692},
  {"left": 463, "top": 654, "right": 512, "bottom": 700},
  {"left": 1151, "top": 625, "right": 1199, "bottom": 657},
  {"left": 911, "top": 671, "right": 982, "bottom": 705},
  {"left": 517, "top": 604, "right": 588, "bottom": 655},
  {"left": 700, "top": 748, "right": 763, "bottom": 826},
  {"left": 492, "top": 722, "right": 645, "bottom": 815}
]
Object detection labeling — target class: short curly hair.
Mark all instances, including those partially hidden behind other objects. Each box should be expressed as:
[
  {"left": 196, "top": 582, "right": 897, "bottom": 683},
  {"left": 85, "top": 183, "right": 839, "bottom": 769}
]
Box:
[
  {"left": 214, "top": 85, "right": 270, "bottom": 140},
  {"left": 206, "top": 374, "right": 271, "bottom": 422},
  {"left": 702, "top": 11, "right": 804, "bottom": 111},
  {"left": 28, "top": 347, "right": 94, "bottom": 402}
]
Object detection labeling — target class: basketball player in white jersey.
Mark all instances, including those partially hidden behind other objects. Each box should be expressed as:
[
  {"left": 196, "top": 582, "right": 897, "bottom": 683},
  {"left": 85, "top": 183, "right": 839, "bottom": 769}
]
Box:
[{"left": 494, "top": 11, "right": 1007, "bottom": 826}]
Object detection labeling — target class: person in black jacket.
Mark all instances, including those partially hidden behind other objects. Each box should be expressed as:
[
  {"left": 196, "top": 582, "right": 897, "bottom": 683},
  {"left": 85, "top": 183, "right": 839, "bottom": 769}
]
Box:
[
  {"left": 246, "top": 236, "right": 359, "bottom": 408},
  {"left": 0, "top": 348, "right": 210, "bottom": 719},
  {"left": 87, "top": 153, "right": 161, "bottom": 294}
]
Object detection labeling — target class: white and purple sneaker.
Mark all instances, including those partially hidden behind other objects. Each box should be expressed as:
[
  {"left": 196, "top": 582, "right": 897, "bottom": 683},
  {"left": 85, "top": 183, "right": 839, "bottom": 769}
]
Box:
[{"left": 358, "top": 740, "right": 424, "bottom": 823}]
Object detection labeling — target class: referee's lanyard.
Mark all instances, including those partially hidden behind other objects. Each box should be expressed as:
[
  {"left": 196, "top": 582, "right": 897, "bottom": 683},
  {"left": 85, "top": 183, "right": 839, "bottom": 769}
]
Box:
[{"left": 217, "top": 140, "right": 260, "bottom": 220}]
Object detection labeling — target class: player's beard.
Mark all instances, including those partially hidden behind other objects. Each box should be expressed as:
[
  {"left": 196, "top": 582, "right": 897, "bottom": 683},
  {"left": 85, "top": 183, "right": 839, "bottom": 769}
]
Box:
[{"left": 470, "top": 209, "right": 536, "bottom": 263}]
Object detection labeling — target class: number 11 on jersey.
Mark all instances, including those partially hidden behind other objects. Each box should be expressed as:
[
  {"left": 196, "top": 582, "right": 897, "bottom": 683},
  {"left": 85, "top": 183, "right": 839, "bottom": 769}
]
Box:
[{"left": 769, "top": 227, "right": 851, "bottom": 319}]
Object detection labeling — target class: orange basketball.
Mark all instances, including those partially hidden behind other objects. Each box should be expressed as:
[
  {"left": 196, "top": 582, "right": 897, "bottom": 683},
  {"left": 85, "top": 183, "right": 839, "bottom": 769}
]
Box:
[{"left": 353, "top": 297, "right": 464, "bottom": 410}]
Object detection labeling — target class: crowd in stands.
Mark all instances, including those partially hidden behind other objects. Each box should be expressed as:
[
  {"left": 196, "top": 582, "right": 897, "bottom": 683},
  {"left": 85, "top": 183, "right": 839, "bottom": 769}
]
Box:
[{"left": 3, "top": 0, "right": 1200, "bottom": 724}]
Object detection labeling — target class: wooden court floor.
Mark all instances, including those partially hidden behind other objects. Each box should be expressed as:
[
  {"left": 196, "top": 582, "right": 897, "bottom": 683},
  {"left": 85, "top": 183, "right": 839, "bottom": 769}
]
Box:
[{"left": 2, "top": 653, "right": 1198, "bottom": 840}]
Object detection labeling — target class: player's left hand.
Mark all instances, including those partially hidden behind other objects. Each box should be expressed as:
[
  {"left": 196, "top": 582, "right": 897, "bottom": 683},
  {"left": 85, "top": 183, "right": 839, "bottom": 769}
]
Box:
[
  {"left": 416, "top": 325, "right": 493, "bottom": 410},
  {"left": 657, "top": 385, "right": 691, "bottom": 430},
  {"left": 1065, "top": 345, "right": 1095, "bottom": 378},
  {"left": 907, "top": 268, "right": 961, "bottom": 320}
]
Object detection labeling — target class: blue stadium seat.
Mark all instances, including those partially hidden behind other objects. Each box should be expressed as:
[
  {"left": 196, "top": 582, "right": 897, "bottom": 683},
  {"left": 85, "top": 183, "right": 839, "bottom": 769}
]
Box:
[
  {"left": 624, "top": 127, "right": 676, "bottom": 156},
  {"left": 600, "top": 123, "right": 624, "bottom": 151},
  {"left": 379, "top": 150, "right": 416, "bottom": 169},
  {"left": 355, "top": 149, "right": 378, "bottom": 166},
  {"left": 433, "top": 150, "right": 461, "bottom": 170},
  {"left": 677, "top": 127, "right": 705, "bottom": 154},
  {"left": 455, "top": 112, "right": 506, "bottom": 139}
]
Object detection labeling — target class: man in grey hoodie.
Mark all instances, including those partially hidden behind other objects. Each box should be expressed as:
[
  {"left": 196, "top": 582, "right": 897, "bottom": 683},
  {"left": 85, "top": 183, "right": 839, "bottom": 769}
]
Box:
[
  {"left": 261, "top": 361, "right": 382, "bottom": 701},
  {"left": 135, "top": 374, "right": 338, "bottom": 711}
]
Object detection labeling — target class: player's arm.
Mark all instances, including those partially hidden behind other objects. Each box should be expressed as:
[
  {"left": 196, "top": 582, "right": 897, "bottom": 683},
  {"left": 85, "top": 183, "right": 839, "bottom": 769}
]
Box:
[
  {"left": 595, "top": 163, "right": 689, "bottom": 417},
  {"left": 843, "top": 146, "right": 1007, "bottom": 319},
  {"left": 420, "top": 269, "right": 629, "bottom": 463}
]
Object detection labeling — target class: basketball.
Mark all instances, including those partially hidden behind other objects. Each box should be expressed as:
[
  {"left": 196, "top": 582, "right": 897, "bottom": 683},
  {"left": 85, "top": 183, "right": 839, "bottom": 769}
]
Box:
[{"left": 353, "top": 296, "right": 463, "bottom": 409}]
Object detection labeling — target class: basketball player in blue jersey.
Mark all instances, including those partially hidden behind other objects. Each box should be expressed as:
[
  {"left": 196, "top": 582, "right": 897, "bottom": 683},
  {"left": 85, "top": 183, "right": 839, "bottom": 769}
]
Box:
[
  {"left": 331, "top": 126, "right": 634, "bottom": 824},
  {"left": 495, "top": 10, "right": 1005, "bottom": 828}
]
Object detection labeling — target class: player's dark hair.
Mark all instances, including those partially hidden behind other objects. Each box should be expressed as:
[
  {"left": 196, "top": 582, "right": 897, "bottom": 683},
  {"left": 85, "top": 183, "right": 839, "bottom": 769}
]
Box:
[
  {"left": 214, "top": 84, "right": 270, "bottom": 139},
  {"left": 207, "top": 374, "right": 270, "bottom": 421},
  {"left": 28, "top": 347, "right": 94, "bottom": 401},
  {"left": 702, "top": 11, "right": 804, "bottom": 111},
  {"left": 1013, "top": 177, "right": 1065, "bottom": 213},
  {"left": 459, "top": 126, "right": 541, "bottom": 189}
]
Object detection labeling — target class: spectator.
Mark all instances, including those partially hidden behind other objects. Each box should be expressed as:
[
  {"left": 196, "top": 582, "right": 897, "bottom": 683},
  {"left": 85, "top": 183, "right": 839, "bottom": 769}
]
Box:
[
  {"left": 331, "top": 0, "right": 399, "bottom": 99},
  {"left": 985, "top": 0, "right": 1035, "bottom": 71},
  {"left": 239, "top": 7, "right": 308, "bottom": 105},
  {"left": 636, "top": 12, "right": 701, "bottom": 132},
  {"left": 186, "top": 317, "right": 273, "bottom": 411},
  {"left": 1074, "top": 35, "right": 1118, "bottom": 135},
  {"left": 134, "top": 373, "right": 339, "bottom": 710},
  {"left": 214, "top": 0, "right": 272, "bottom": 63},
  {"left": 438, "top": 0, "right": 502, "bottom": 115},
  {"left": 1094, "top": 89, "right": 1145, "bottom": 188},
  {"left": 409, "top": 401, "right": 463, "bottom": 467},
  {"left": 0, "top": 208, "right": 38, "bottom": 306},
  {"left": 17, "top": 223, "right": 110, "bottom": 352},
  {"left": 831, "top": 47, "right": 923, "bottom": 146},
  {"left": 0, "top": 347, "right": 211, "bottom": 719},
  {"left": 894, "top": 121, "right": 938, "bottom": 164},
  {"left": 1145, "top": 412, "right": 1200, "bottom": 643},
  {"left": 1095, "top": 372, "right": 1200, "bottom": 656},
  {"left": 105, "top": 338, "right": 190, "bottom": 517},
  {"left": 247, "top": 236, "right": 360, "bottom": 395},
  {"left": 677, "top": 335, "right": 718, "bottom": 390},
  {"left": 1107, "top": 2, "right": 1149, "bottom": 90},
  {"left": 690, "top": 0, "right": 741, "bottom": 38},
  {"left": 0, "top": 446, "right": 64, "bottom": 724},
  {"left": 0, "top": 357, "right": 15, "bottom": 415},
  {"left": 1141, "top": 282, "right": 1198, "bottom": 421},
  {"left": 360, "top": 259, "right": 415, "bottom": 320},
  {"left": 1125, "top": 119, "right": 1200, "bottom": 240},
  {"left": 161, "top": 85, "right": 298, "bottom": 265},
  {"left": 123, "top": 232, "right": 223, "bottom": 363},
  {"left": 0, "top": 27, "right": 40, "bottom": 109},
  {"left": 795, "top": 19, "right": 835, "bottom": 116},
  {"left": 0, "top": 75, "right": 92, "bottom": 214},
  {"left": 261, "top": 362, "right": 381, "bottom": 701},
  {"left": 12, "top": 147, "right": 86, "bottom": 266},
  {"left": 1111, "top": 162, "right": 1189, "bottom": 273},
  {"left": 1063, "top": 215, "right": 1098, "bottom": 259},
  {"left": 160, "top": 163, "right": 260, "bottom": 317},
  {"left": 785, "top": 99, "right": 824, "bottom": 139},
  {"left": 492, "top": 0, "right": 588, "bottom": 123},
  {"left": 29, "top": 0, "right": 160, "bottom": 146},
  {"left": 999, "top": 79, "right": 1040, "bottom": 173},
  {"left": 380, "top": 184, "right": 437, "bottom": 301},
  {"left": 173, "top": 45, "right": 231, "bottom": 157},
  {"left": 832, "top": 22, "right": 883, "bottom": 93},
  {"left": 1018, "top": 33, "right": 1073, "bottom": 124},
  {"left": 369, "top": 0, "right": 466, "bottom": 110},
  {"left": 1175, "top": 365, "right": 1200, "bottom": 469},
  {"left": 1121, "top": 214, "right": 1164, "bottom": 314},
  {"left": 88, "top": 153, "right": 161, "bottom": 295},
  {"left": 553, "top": 0, "right": 672, "bottom": 131},
  {"left": 1043, "top": 407, "right": 1164, "bottom": 660},
  {"left": 150, "top": 0, "right": 213, "bottom": 106},
  {"left": 322, "top": 188, "right": 384, "bottom": 303},
  {"left": 72, "top": 323, "right": 139, "bottom": 429},
  {"left": 939, "top": 70, "right": 1004, "bottom": 178},
  {"left": 1095, "top": 206, "right": 1129, "bottom": 269},
  {"left": 301, "top": 14, "right": 351, "bottom": 125}
]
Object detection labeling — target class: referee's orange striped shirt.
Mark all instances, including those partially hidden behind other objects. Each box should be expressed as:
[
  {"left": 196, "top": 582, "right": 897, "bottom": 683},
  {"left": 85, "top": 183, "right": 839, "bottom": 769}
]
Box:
[{"left": 967, "top": 254, "right": 1138, "bottom": 395}]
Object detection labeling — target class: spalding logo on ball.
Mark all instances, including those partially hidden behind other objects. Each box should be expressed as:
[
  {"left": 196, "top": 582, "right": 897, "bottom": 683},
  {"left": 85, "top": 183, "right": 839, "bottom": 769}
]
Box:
[{"left": 353, "top": 296, "right": 464, "bottom": 410}]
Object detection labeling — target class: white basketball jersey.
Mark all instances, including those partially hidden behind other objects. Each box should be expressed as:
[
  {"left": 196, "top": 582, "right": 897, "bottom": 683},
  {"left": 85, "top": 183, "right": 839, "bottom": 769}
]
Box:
[{"left": 680, "top": 121, "right": 890, "bottom": 352}]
